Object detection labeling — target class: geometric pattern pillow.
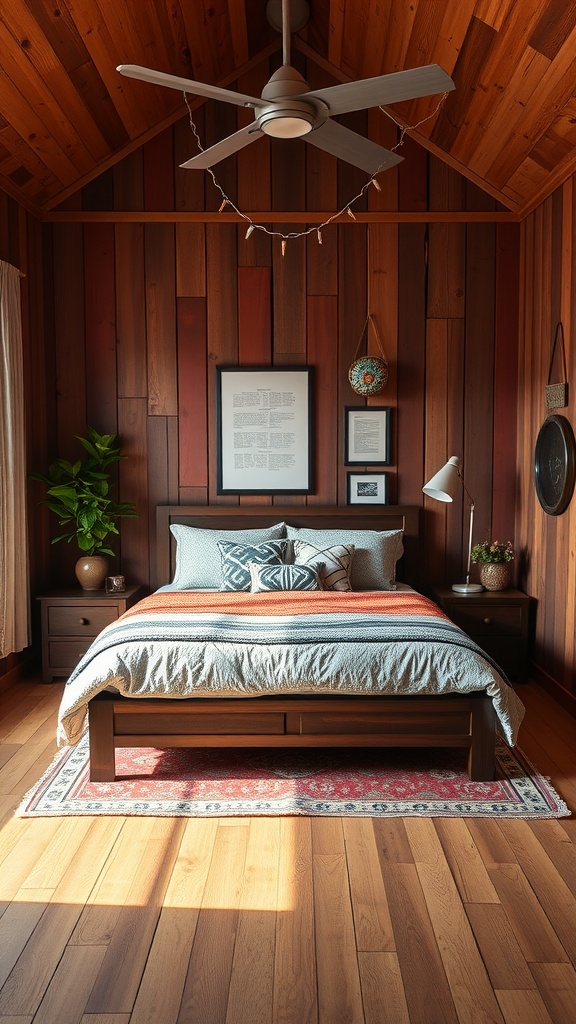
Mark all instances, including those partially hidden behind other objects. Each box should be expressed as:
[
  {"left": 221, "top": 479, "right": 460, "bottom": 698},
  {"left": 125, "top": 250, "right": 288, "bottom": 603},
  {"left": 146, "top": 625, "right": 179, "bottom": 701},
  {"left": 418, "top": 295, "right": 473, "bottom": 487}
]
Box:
[
  {"left": 249, "top": 562, "right": 322, "bottom": 593},
  {"left": 218, "top": 539, "right": 288, "bottom": 592},
  {"left": 292, "top": 539, "right": 354, "bottom": 591}
]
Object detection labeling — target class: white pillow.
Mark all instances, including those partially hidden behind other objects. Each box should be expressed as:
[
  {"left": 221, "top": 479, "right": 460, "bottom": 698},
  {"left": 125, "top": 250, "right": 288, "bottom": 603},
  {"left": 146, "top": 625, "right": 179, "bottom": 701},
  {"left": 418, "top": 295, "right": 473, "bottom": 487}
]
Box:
[
  {"left": 286, "top": 526, "right": 403, "bottom": 590},
  {"left": 170, "top": 522, "right": 286, "bottom": 589},
  {"left": 292, "top": 539, "right": 354, "bottom": 591}
]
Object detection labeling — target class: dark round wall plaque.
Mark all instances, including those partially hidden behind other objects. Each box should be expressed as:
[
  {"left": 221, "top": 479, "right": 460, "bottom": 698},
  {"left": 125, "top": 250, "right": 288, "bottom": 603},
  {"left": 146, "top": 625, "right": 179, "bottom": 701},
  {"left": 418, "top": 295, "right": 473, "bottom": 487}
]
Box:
[{"left": 534, "top": 414, "right": 576, "bottom": 516}]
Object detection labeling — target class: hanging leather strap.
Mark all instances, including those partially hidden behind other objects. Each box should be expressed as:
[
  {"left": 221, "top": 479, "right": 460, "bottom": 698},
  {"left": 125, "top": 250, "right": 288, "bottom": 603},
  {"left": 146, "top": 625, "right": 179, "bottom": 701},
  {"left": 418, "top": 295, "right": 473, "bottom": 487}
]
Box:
[
  {"left": 548, "top": 322, "right": 568, "bottom": 385},
  {"left": 353, "top": 314, "right": 388, "bottom": 362}
]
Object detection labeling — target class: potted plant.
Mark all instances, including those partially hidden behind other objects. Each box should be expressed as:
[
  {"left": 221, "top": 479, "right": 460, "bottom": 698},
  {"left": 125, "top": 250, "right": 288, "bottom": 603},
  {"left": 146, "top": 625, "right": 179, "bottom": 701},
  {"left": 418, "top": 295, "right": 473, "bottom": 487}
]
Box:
[
  {"left": 470, "top": 540, "right": 514, "bottom": 591},
  {"left": 32, "top": 426, "right": 137, "bottom": 590}
]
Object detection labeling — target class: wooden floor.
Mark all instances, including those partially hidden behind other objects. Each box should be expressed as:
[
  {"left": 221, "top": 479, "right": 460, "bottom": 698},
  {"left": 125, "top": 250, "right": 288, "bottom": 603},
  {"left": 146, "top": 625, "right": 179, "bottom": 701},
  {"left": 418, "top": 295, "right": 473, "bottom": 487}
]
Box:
[{"left": 0, "top": 679, "right": 575, "bottom": 1024}]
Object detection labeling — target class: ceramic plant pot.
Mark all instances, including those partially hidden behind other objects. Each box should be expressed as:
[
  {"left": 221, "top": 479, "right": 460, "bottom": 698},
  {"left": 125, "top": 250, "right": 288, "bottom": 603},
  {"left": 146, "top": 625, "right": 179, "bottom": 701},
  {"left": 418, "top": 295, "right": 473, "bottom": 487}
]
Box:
[
  {"left": 75, "top": 555, "right": 109, "bottom": 591},
  {"left": 479, "top": 562, "right": 511, "bottom": 592}
]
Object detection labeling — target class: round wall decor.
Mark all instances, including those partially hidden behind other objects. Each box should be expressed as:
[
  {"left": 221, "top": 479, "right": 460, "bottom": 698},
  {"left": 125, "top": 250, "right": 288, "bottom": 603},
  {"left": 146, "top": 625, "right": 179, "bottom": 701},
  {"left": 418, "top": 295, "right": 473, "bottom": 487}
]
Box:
[
  {"left": 348, "top": 356, "right": 388, "bottom": 396},
  {"left": 534, "top": 414, "right": 576, "bottom": 516}
]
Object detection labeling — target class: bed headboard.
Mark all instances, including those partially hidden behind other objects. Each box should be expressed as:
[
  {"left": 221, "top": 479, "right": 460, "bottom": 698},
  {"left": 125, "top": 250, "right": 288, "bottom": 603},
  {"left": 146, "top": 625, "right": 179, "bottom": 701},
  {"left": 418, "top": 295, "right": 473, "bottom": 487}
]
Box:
[{"left": 155, "top": 505, "right": 421, "bottom": 590}]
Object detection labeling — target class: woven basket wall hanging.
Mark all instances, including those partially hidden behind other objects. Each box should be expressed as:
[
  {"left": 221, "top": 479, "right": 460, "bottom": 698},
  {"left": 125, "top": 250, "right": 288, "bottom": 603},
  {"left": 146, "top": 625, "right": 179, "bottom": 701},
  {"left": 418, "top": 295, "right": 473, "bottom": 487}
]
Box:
[
  {"left": 348, "top": 314, "right": 389, "bottom": 396},
  {"left": 546, "top": 321, "right": 569, "bottom": 410}
]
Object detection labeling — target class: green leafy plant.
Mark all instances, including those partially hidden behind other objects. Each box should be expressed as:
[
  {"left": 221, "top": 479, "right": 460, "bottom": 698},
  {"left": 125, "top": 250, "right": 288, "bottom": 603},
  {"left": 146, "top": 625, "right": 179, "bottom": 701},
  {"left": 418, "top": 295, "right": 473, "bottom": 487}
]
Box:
[
  {"left": 32, "top": 426, "right": 137, "bottom": 556},
  {"left": 470, "top": 540, "right": 514, "bottom": 565}
]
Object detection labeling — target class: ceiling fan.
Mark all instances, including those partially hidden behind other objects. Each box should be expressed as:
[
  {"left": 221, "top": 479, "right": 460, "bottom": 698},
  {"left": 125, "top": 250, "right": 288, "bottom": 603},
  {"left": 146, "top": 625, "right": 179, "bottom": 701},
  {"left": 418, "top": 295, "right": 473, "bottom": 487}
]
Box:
[{"left": 117, "top": 0, "right": 455, "bottom": 176}]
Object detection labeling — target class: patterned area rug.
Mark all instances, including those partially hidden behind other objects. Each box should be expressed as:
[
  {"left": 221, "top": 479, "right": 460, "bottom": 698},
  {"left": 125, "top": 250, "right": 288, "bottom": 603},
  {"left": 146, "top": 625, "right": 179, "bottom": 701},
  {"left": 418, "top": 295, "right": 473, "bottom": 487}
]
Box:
[{"left": 17, "top": 735, "right": 570, "bottom": 818}]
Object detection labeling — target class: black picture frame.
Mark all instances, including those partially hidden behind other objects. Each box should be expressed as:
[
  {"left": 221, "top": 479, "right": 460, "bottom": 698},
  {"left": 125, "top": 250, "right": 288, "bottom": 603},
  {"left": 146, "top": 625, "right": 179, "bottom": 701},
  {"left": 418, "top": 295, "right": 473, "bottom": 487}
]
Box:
[
  {"left": 344, "top": 406, "right": 391, "bottom": 465},
  {"left": 216, "top": 366, "right": 314, "bottom": 494},
  {"left": 534, "top": 414, "right": 576, "bottom": 516},
  {"left": 347, "top": 471, "right": 389, "bottom": 505}
]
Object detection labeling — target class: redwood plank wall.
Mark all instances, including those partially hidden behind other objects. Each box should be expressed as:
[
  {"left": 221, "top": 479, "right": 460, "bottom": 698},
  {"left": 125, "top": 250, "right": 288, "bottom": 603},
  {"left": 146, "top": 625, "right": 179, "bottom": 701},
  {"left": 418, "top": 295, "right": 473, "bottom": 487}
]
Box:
[
  {"left": 1, "top": 80, "right": 526, "bottom": 682},
  {"left": 516, "top": 179, "right": 576, "bottom": 710}
]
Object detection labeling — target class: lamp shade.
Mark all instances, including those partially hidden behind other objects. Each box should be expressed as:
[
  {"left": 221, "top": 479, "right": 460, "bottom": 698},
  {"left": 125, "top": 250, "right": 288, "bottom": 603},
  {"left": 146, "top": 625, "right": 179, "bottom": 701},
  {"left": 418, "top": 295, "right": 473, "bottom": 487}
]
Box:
[{"left": 422, "top": 456, "right": 461, "bottom": 502}]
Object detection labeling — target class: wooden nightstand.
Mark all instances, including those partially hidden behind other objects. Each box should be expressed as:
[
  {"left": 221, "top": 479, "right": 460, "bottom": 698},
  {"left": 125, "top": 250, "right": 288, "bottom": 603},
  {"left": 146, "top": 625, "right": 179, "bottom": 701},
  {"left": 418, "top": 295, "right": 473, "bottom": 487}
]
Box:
[
  {"left": 37, "top": 585, "right": 147, "bottom": 682},
  {"left": 429, "top": 585, "right": 531, "bottom": 682}
]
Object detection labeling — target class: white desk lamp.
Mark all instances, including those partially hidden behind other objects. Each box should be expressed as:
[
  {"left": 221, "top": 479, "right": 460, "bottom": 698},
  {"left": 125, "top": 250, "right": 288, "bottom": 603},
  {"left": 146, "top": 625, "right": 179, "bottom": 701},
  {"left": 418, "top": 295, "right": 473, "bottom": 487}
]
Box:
[{"left": 422, "top": 455, "right": 483, "bottom": 594}]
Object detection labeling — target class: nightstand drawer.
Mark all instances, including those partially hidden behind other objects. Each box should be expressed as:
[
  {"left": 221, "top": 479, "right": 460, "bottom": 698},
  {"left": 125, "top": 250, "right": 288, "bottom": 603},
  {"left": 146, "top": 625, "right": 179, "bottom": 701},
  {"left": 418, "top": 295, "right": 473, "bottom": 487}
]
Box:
[
  {"left": 48, "top": 640, "right": 93, "bottom": 669},
  {"left": 448, "top": 604, "right": 523, "bottom": 637},
  {"left": 47, "top": 605, "right": 118, "bottom": 637},
  {"left": 38, "top": 585, "right": 147, "bottom": 682}
]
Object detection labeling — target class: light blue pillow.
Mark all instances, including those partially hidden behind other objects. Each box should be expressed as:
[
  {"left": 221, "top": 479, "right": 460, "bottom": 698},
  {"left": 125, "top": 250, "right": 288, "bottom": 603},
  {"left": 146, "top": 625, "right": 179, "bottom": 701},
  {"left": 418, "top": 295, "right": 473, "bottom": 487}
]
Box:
[
  {"left": 218, "top": 539, "right": 288, "bottom": 592},
  {"left": 170, "top": 522, "right": 286, "bottom": 589},
  {"left": 286, "top": 526, "right": 403, "bottom": 590},
  {"left": 249, "top": 562, "right": 323, "bottom": 592}
]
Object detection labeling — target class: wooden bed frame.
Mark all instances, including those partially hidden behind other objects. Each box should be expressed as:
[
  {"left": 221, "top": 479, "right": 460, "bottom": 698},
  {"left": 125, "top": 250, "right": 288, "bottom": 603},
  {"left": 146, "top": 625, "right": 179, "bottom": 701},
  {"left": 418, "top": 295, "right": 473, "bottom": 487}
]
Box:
[{"left": 87, "top": 504, "right": 497, "bottom": 783}]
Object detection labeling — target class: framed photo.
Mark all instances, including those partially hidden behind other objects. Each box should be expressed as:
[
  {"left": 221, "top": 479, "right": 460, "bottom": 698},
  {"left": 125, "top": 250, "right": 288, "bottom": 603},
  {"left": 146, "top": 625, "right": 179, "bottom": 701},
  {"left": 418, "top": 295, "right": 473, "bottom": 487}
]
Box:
[
  {"left": 347, "top": 471, "right": 389, "bottom": 505},
  {"left": 344, "top": 406, "right": 391, "bottom": 465},
  {"left": 216, "top": 366, "right": 314, "bottom": 494}
]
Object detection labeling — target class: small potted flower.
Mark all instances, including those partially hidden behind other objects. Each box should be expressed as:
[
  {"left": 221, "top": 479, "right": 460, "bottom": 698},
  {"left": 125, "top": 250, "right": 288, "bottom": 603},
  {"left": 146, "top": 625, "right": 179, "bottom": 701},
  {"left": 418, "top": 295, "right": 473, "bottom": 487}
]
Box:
[{"left": 470, "top": 540, "right": 514, "bottom": 591}]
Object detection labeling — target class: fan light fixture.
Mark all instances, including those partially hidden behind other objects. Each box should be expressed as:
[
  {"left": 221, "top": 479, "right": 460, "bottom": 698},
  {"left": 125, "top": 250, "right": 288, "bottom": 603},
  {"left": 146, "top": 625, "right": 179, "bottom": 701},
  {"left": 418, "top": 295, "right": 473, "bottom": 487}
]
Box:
[
  {"left": 423, "top": 456, "right": 483, "bottom": 594},
  {"left": 258, "top": 110, "right": 314, "bottom": 138}
]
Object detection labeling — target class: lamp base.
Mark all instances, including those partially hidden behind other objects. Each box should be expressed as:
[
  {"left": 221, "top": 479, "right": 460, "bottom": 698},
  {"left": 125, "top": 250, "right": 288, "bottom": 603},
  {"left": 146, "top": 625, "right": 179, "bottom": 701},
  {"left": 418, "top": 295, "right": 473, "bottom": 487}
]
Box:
[{"left": 452, "top": 582, "right": 484, "bottom": 594}]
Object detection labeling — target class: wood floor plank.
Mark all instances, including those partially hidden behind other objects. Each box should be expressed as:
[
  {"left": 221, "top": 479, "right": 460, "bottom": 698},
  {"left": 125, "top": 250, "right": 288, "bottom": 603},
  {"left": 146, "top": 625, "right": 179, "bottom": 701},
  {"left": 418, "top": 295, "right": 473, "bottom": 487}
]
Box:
[
  {"left": 530, "top": 963, "right": 576, "bottom": 1024},
  {"left": 343, "top": 818, "right": 395, "bottom": 952},
  {"left": 358, "top": 951, "right": 410, "bottom": 1024},
  {"left": 177, "top": 823, "right": 249, "bottom": 1024},
  {"left": 130, "top": 818, "right": 218, "bottom": 1024},
  {"left": 434, "top": 818, "right": 500, "bottom": 903},
  {"left": 69, "top": 818, "right": 161, "bottom": 946},
  {"left": 465, "top": 903, "right": 536, "bottom": 990},
  {"left": 19, "top": 818, "right": 95, "bottom": 891},
  {"left": 0, "top": 900, "right": 86, "bottom": 1015},
  {"left": 311, "top": 817, "right": 345, "bottom": 855},
  {"left": 32, "top": 945, "right": 108, "bottom": 1024},
  {"left": 497, "top": 819, "right": 576, "bottom": 962},
  {"left": 226, "top": 818, "right": 281, "bottom": 1024},
  {"left": 0, "top": 890, "right": 50, "bottom": 991},
  {"left": 0, "top": 716, "right": 58, "bottom": 795},
  {"left": 488, "top": 862, "right": 570, "bottom": 964},
  {"left": 495, "top": 987, "right": 555, "bottom": 1024},
  {"left": 0, "top": 820, "right": 61, "bottom": 901},
  {"left": 466, "top": 818, "right": 518, "bottom": 867},
  {"left": 528, "top": 819, "right": 576, "bottom": 896},
  {"left": 313, "top": 853, "right": 364, "bottom": 1024},
  {"left": 372, "top": 818, "right": 414, "bottom": 864},
  {"left": 405, "top": 818, "right": 505, "bottom": 1024},
  {"left": 86, "top": 818, "right": 187, "bottom": 1014},
  {"left": 273, "top": 817, "right": 317, "bottom": 1024},
  {"left": 382, "top": 862, "right": 459, "bottom": 1024}
]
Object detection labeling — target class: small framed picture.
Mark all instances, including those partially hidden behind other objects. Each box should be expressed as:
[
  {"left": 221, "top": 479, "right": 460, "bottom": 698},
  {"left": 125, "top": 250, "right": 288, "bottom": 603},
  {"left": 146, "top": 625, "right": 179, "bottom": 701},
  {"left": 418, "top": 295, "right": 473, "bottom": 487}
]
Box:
[
  {"left": 347, "top": 471, "right": 389, "bottom": 505},
  {"left": 344, "top": 406, "right": 391, "bottom": 465}
]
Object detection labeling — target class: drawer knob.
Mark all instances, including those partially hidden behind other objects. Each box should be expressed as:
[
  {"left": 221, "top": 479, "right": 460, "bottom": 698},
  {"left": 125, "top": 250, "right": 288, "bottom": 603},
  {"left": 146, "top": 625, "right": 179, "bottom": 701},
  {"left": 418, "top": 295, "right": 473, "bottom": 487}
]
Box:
[
  {"left": 483, "top": 617, "right": 492, "bottom": 625},
  {"left": 79, "top": 617, "right": 89, "bottom": 625}
]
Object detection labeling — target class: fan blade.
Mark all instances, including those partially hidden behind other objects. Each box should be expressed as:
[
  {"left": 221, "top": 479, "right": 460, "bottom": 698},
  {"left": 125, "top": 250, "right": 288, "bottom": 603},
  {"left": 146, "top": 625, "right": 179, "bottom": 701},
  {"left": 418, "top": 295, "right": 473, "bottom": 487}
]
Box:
[
  {"left": 117, "top": 65, "right": 264, "bottom": 109},
  {"left": 299, "top": 64, "right": 454, "bottom": 116},
  {"left": 305, "top": 120, "right": 403, "bottom": 175},
  {"left": 180, "top": 123, "right": 263, "bottom": 169}
]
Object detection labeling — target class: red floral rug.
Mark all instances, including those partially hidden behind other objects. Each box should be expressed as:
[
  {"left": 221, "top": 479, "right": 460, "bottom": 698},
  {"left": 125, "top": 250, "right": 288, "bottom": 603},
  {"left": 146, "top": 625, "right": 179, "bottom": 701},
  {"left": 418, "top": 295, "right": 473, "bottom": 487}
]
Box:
[{"left": 17, "top": 735, "right": 569, "bottom": 818}]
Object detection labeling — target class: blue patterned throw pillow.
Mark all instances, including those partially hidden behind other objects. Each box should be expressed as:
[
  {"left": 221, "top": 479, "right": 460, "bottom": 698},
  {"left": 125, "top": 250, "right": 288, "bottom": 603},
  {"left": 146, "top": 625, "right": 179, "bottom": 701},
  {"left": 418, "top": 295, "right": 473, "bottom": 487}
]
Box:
[
  {"left": 249, "top": 562, "right": 322, "bottom": 592},
  {"left": 218, "top": 539, "right": 288, "bottom": 592}
]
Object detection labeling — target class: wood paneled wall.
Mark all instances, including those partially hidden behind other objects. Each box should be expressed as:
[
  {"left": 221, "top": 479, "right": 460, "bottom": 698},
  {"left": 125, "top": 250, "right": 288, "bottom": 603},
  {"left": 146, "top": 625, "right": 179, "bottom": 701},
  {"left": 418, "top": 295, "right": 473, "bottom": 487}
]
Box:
[
  {"left": 2, "top": 78, "right": 523, "bottom": 680},
  {"left": 516, "top": 179, "right": 576, "bottom": 710}
]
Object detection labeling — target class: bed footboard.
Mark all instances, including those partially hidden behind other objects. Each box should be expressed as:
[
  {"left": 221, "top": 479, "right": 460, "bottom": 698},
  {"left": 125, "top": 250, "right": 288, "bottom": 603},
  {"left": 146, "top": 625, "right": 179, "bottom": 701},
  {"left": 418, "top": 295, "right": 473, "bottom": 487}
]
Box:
[{"left": 88, "top": 692, "right": 497, "bottom": 784}]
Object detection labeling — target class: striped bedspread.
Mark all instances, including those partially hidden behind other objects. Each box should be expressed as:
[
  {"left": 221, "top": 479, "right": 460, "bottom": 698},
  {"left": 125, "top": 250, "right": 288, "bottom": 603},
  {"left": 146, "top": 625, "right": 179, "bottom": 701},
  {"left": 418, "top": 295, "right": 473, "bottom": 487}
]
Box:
[{"left": 57, "top": 589, "right": 525, "bottom": 747}]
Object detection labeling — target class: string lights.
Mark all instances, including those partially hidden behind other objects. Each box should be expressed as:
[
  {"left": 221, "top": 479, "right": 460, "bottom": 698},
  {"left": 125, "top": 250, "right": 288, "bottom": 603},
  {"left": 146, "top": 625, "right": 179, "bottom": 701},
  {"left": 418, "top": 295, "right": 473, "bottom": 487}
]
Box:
[{"left": 184, "top": 91, "right": 448, "bottom": 254}]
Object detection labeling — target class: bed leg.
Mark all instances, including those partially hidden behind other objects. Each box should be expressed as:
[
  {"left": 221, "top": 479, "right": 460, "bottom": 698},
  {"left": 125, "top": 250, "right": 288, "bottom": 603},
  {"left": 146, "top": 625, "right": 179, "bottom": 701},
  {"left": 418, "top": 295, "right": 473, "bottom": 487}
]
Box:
[
  {"left": 467, "top": 698, "right": 497, "bottom": 782},
  {"left": 88, "top": 697, "right": 116, "bottom": 782}
]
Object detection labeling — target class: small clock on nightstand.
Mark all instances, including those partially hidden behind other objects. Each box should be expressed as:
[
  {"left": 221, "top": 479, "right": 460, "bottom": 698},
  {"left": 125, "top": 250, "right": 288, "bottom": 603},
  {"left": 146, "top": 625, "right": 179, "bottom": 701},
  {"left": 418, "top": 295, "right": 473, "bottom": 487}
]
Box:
[
  {"left": 429, "top": 585, "right": 531, "bottom": 682},
  {"left": 37, "top": 585, "right": 147, "bottom": 683}
]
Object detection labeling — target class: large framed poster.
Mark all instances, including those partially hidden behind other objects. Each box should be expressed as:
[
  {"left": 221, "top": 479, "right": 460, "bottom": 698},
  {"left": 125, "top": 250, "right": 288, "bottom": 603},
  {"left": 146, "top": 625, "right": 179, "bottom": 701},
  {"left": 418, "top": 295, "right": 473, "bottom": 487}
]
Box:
[{"left": 216, "top": 366, "right": 314, "bottom": 494}]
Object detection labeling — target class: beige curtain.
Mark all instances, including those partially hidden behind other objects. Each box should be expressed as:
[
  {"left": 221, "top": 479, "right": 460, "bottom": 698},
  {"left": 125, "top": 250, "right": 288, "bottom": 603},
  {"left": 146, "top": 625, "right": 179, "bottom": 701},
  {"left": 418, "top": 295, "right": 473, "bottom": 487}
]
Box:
[{"left": 0, "top": 260, "right": 30, "bottom": 656}]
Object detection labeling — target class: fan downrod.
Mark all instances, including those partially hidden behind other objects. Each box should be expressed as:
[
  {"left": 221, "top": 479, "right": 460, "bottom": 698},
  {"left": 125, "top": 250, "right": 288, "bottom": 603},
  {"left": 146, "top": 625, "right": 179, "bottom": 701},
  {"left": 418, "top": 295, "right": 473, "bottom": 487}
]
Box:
[{"left": 266, "top": 0, "right": 310, "bottom": 34}]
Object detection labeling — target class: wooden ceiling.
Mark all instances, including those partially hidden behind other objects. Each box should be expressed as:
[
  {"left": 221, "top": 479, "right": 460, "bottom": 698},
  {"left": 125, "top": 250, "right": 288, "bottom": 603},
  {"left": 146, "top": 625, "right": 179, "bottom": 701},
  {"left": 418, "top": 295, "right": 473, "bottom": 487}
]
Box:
[{"left": 2, "top": 0, "right": 576, "bottom": 219}]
